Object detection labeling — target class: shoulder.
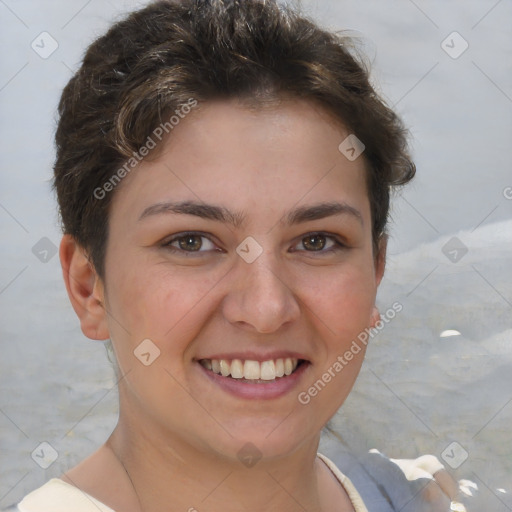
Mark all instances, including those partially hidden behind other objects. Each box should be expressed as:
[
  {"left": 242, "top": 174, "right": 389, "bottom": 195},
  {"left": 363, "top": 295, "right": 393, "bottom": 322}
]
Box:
[{"left": 6, "top": 478, "right": 116, "bottom": 512}]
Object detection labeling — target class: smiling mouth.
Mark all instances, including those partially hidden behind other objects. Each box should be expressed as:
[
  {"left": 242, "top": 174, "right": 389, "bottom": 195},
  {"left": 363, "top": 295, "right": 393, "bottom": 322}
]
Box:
[{"left": 198, "top": 358, "right": 307, "bottom": 382}]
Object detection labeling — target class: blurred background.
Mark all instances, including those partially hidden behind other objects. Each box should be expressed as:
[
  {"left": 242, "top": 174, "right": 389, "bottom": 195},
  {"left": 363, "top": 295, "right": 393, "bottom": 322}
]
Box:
[{"left": 1, "top": 0, "right": 511, "bottom": 508}]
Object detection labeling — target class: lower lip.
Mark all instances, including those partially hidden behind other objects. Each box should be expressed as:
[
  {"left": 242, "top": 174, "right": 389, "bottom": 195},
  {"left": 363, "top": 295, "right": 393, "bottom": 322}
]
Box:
[{"left": 197, "top": 361, "right": 310, "bottom": 400}]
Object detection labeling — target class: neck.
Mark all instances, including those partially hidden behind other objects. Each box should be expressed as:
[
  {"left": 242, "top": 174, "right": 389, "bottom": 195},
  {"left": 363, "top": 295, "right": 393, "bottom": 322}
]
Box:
[{"left": 107, "top": 415, "right": 327, "bottom": 512}]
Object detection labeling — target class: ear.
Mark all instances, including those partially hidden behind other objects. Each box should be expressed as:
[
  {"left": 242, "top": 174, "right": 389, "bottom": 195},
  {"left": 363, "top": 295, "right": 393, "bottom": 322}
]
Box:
[
  {"left": 374, "top": 235, "right": 387, "bottom": 287},
  {"left": 59, "top": 234, "right": 109, "bottom": 340},
  {"left": 370, "top": 236, "right": 388, "bottom": 328}
]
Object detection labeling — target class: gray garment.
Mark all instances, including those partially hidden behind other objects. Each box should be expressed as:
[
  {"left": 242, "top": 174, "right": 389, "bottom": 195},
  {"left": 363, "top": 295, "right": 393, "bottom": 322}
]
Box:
[{"left": 326, "top": 447, "right": 433, "bottom": 512}]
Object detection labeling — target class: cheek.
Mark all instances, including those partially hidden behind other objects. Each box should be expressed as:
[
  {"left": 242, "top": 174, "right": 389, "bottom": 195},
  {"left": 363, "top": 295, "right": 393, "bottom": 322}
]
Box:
[
  {"left": 296, "top": 263, "right": 377, "bottom": 340},
  {"left": 295, "top": 269, "right": 373, "bottom": 416},
  {"left": 105, "top": 263, "right": 225, "bottom": 353},
  {"left": 103, "top": 265, "right": 225, "bottom": 407}
]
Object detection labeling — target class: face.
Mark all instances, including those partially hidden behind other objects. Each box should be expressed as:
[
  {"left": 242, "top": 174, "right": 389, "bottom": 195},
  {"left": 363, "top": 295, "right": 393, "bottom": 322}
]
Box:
[{"left": 98, "top": 99, "right": 384, "bottom": 462}]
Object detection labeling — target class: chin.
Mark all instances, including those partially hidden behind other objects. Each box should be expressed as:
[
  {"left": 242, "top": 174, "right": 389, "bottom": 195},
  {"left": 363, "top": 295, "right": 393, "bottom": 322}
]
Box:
[{"left": 203, "top": 418, "right": 319, "bottom": 465}]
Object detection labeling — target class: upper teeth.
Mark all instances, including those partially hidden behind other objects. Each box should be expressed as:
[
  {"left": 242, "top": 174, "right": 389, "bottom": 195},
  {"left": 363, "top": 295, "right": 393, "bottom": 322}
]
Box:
[{"left": 200, "top": 358, "right": 299, "bottom": 380}]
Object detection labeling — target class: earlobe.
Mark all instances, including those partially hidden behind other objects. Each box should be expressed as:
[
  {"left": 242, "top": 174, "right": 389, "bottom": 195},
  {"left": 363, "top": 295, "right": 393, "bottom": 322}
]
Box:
[
  {"left": 59, "top": 235, "right": 109, "bottom": 340},
  {"left": 370, "top": 306, "right": 381, "bottom": 328}
]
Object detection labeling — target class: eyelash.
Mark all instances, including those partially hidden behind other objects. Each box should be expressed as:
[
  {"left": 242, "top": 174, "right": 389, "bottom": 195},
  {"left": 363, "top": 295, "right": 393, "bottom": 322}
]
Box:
[
  {"left": 161, "top": 231, "right": 220, "bottom": 256},
  {"left": 291, "top": 232, "right": 347, "bottom": 254},
  {"left": 161, "top": 231, "right": 347, "bottom": 256}
]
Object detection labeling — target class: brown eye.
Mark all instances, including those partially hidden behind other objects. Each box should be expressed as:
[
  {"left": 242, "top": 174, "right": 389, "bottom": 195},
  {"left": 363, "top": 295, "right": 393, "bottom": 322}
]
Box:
[
  {"left": 164, "top": 233, "right": 217, "bottom": 253},
  {"left": 177, "top": 234, "right": 203, "bottom": 251},
  {"left": 291, "top": 233, "right": 344, "bottom": 254},
  {"left": 302, "top": 234, "right": 327, "bottom": 251}
]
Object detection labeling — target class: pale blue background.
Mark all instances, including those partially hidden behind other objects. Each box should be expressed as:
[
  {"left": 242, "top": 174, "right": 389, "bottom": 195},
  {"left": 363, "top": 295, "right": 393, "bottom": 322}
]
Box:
[{"left": 1, "top": 0, "right": 511, "bottom": 508}]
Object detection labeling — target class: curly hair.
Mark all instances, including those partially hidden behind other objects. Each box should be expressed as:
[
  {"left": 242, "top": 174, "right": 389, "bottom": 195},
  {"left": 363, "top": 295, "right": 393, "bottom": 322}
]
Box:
[{"left": 54, "top": 0, "right": 415, "bottom": 279}]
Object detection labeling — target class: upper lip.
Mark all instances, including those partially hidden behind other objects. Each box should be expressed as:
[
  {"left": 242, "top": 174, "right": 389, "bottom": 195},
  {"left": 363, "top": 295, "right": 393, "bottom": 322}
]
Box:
[{"left": 195, "top": 351, "right": 310, "bottom": 362}]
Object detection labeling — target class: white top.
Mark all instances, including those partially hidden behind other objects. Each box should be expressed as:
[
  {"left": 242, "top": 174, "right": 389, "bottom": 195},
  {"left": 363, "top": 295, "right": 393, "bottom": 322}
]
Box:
[
  {"left": 15, "top": 453, "right": 367, "bottom": 512},
  {"left": 17, "top": 478, "right": 116, "bottom": 512}
]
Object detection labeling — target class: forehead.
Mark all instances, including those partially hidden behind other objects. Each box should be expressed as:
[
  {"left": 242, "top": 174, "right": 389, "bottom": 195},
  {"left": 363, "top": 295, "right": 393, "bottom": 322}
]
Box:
[{"left": 109, "top": 98, "right": 370, "bottom": 226}]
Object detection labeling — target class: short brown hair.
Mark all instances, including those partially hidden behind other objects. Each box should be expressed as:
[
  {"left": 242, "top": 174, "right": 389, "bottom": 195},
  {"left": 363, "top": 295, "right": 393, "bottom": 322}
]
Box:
[{"left": 54, "top": 0, "right": 415, "bottom": 279}]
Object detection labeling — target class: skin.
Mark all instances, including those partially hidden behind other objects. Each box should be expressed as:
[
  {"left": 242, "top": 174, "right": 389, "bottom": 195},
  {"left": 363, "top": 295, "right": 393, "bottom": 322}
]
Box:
[{"left": 60, "top": 98, "right": 387, "bottom": 512}]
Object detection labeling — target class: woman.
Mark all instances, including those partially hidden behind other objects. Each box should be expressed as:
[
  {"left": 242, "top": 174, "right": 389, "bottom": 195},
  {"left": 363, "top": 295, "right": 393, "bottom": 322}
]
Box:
[{"left": 8, "top": 1, "right": 469, "bottom": 510}]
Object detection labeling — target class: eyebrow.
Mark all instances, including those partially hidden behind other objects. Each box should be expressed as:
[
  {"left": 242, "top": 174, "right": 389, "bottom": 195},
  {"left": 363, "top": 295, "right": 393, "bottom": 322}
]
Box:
[
  {"left": 138, "top": 200, "right": 363, "bottom": 227},
  {"left": 285, "top": 202, "right": 363, "bottom": 226},
  {"left": 138, "top": 201, "right": 246, "bottom": 228}
]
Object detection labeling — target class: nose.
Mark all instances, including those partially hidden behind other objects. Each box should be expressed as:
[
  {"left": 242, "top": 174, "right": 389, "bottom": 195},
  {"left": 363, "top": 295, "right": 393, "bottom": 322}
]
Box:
[{"left": 221, "top": 253, "right": 301, "bottom": 334}]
